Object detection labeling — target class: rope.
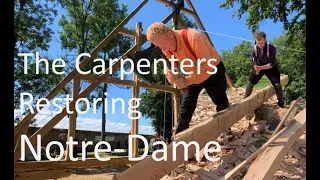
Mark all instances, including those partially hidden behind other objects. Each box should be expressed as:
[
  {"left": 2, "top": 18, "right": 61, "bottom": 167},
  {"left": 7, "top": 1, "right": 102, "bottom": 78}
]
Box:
[{"left": 191, "top": 28, "right": 306, "bottom": 53}]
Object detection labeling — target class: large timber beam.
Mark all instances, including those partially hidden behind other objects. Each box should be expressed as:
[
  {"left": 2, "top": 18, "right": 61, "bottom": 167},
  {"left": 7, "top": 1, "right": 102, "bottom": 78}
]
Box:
[
  {"left": 242, "top": 108, "right": 306, "bottom": 180},
  {"left": 112, "top": 75, "right": 289, "bottom": 180},
  {"left": 14, "top": 157, "right": 133, "bottom": 173},
  {"left": 14, "top": 169, "right": 72, "bottom": 180}
]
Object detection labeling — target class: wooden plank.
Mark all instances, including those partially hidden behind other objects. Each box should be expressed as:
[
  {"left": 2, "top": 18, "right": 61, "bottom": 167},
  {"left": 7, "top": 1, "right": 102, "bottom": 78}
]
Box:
[
  {"left": 119, "top": 28, "right": 137, "bottom": 37},
  {"left": 78, "top": 74, "right": 178, "bottom": 94},
  {"left": 112, "top": 76, "right": 289, "bottom": 180},
  {"left": 119, "top": 28, "right": 147, "bottom": 41},
  {"left": 171, "top": 9, "right": 180, "bottom": 140},
  {"left": 14, "top": 157, "right": 132, "bottom": 172},
  {"left": 156, "top": 0, "right": 195, "bottom": 16},
  {"left": 65, "top": 77, "right": 80, "bottom": 160},
  {"left": 13, "top": 0, "right": 150, "bottom": 142},
  {"left": 242, "top": 108, "right": 306, "bottom": 180},
  {"left": 14, "top": 169, "right": 72, "bottom": 180}
]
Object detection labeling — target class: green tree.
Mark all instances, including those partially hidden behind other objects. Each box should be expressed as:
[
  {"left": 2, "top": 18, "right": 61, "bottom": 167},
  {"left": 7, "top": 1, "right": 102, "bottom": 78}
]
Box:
[
  {"left": 178, "top": 12, "right": 198, "bottom": 29},
  {"left": 220, "top": 0, "right": 306, "bottom": 102},
  {"left": 270, "top": 33, "right": 306, "bottom": 102},
  {"left": 58, "top": 0, "right": 133, "bottom": 141},
  {"left": 14, "top": 0, "right": 68, "bottom": 124},
  {"left": 219, "top": 0, "right": 306, "bottom": 43},
  {"left": 220, "top": 41, "right": 253, "bottom": 87}
]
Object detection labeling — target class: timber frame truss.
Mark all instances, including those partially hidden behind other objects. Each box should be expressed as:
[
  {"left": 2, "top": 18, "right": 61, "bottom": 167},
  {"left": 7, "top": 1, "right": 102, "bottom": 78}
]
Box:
[{"left": 14, "top": 1, "right": 305, "bottom": 180}]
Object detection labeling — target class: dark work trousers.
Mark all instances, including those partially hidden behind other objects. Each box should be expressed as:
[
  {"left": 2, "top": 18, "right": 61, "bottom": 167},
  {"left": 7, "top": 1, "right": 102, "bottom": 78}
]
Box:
[
  {"left": 245, "top": 65, "right": 284, "bottom": 105},
  {"left": 249, "top": 65, "right": 281, "bottom": 85},
  {"left": 175, "top": 62, "right": 230, "bottom": 134}
]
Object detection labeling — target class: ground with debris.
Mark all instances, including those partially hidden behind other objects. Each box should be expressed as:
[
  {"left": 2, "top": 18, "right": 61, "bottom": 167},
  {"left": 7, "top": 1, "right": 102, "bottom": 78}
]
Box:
[
  {"left": 161, "top": 87, "right": 306, "bottom": 180},
  {"left": 61, "top": 87, "right": 306, "bottom": 180}
]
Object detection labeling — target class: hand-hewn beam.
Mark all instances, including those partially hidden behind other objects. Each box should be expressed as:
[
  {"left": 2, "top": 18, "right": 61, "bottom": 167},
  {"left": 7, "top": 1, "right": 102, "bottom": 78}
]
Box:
[
  {"left": 242, "top": 108, "right": 306, "bottom": 180},
  {"left": 112, "top": 76, "right": 288, "bottom": 180},
  {"left": 78, "top": 74, "right": 178, "bottom": 94},
  {"left": 14, "top": 157, "right": 132, "bottom": 173},
  {"left": 14, "top": 169, "right": 72, "bottom": 180}
]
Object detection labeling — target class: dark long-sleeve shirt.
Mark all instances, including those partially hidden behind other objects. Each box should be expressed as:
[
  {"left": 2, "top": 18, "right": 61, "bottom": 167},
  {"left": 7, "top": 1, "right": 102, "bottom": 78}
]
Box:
[{"left": 251, "top": 42, "right": 277, "bottom": 68}]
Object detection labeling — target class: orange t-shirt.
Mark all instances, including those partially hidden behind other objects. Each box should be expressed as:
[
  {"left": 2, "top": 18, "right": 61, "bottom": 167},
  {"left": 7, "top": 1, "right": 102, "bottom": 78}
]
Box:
[{"left": 162, "top": 29, "right": 221, "bottom": 85}]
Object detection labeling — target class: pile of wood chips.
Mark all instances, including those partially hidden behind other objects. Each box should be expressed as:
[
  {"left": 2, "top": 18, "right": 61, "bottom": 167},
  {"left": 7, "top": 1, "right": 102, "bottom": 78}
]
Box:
[{"left": 161, "top": 87, "right": 306, "bottom": 180}]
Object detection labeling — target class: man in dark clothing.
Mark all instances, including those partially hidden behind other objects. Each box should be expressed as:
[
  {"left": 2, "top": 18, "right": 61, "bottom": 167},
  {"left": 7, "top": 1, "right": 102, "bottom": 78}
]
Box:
[
  {"left": 54, "top": 133, "right": 66, "bottom": 157},
  {"left": 244, "top": 31, "right": 285, "bottom": 107}
]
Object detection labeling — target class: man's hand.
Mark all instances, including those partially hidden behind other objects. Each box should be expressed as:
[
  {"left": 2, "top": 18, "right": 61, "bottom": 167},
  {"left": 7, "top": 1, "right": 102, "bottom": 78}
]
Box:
[
  {"left": 254, "top": 65, "right": 261, "bottom": 75},
  {"left": 166, "top": 68, "right": 180, "bottom": 82},
  {"left": 174, "top": 77, "right": 190, "bottom": 89}
]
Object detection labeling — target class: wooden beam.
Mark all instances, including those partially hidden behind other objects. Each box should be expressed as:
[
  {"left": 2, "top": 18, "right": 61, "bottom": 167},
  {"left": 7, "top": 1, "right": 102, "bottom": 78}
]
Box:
[
  {"left": 14, "top": 169, "right": 72, "bottom": 180},
  {"left": 242, "top": 108, "right": 306, "bottom": 180},
  {"left": 156, "top": 0, "right": 195, "bottom": 16},
  {"left": 119, "top": 28, "right": 147, "bottom": 40},
  {"left": 131, "top": 22, "right": 142, "bottom": 158},
  {"left": 119, "top": 28, "right": 137, "bottom": 37},
  {"left": 65, "top": 76, "right": 80, "bottom": 160},
  {"left": 112, "top": 76, "right": 289, "bottom": 180},
  {"left": 14, "top": 157, "right": 132, "bottom": 173},
  {"left": 78, "top": 74, "right": 178, "bottom": 94},
  {"left": 171, "top": 8, "right": 180, "bottom": 140}
]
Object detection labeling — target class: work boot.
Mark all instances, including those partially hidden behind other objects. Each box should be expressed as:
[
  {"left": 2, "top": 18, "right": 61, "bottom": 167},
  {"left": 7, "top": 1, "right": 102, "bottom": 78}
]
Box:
[
  {"left": 274, "top": 83, "right": 285, "bottom": 108},
  {"left": 244, "top": 82, "right": 254, "bottom": 98},
  {"left": 175, "top": 120, "right": 189, "bottom": 135},
  {"left": 216, "top": 101, "right": 230, "bottom": 112}
]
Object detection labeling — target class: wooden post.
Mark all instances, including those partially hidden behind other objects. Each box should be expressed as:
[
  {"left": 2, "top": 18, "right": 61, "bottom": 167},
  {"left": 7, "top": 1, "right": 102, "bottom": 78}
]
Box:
[
  {"left": 131, "top": 22, "right": 142, "bottom": 158},
  {"left": 65, "top": 77, "right": 80, "bottom": 160},
  {"left": 171, "top": 8, "right": 181, "bottom": 140}
]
